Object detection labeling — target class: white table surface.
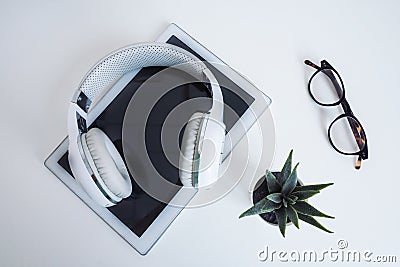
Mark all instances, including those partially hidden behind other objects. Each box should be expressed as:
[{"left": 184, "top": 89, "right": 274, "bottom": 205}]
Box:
[{"left": 1, "top": 0, "right": 399, "bottom": 266}]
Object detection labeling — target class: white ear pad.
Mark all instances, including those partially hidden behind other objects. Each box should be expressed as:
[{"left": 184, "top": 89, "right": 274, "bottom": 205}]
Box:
[
  {"left": 179, "top": 112, "right": 204, "bottom": 187},
  {"left": 84, "top": 128, "right": 132, "bottom": 198}
]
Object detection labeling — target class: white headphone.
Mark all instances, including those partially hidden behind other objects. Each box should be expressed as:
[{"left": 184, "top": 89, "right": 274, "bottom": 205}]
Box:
[{"left": 68, "top": 43, "right": 225, "bottom": 207}]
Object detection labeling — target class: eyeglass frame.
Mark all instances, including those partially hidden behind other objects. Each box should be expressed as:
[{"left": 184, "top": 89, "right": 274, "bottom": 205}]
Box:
[{"left": 305, "top": 59, "right": 368, "bottom": 169}]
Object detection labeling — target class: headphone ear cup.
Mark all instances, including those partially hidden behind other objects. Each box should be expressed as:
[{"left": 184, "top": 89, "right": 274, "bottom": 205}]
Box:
[
  {"left": 84, "top": 128, "right": 132, "bottom": 198},
  {"left": 179, "top": 112, "right": 205, "bottom": 187}
]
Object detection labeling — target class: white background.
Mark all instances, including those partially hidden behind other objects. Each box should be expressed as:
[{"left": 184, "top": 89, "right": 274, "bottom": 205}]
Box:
[{"left": 1, "top": 0, "right": 399, "bottom": 266}]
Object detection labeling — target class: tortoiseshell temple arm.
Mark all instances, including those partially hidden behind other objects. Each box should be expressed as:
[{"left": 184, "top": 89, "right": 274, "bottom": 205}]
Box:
[
  {"left": 304, "top": 60, "right": 320, "bottom": 70},
  {"left": 355, "top": 156, "right": 362, "bottom": 170}
]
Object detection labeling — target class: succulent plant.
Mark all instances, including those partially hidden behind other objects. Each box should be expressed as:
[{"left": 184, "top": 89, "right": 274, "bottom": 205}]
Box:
[{"left": 239, "top": 150, "right": 334, "bottom": 237}]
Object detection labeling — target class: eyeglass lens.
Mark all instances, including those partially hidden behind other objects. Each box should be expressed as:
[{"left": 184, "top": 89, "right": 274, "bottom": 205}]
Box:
[
  {"left": 310, "top": 69, "right": 343, "bottom": 105},
  {"left": 329, "top": 116, "right": 366, "bottom": 154}
]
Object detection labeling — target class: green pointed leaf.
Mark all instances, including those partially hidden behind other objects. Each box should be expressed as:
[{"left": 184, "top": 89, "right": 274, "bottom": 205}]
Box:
[
  {"left": 291, "top": 190, "right": 320, "bottom": 200},
  {"left": 282, "top": 163, "right": 299, "bottom": 195},
  {"left": 266, "top": 171, "right": 281, "bottom": 193},
  {"left": 279, "top": 150, "right": 293, "bottom": 185},
  {"left": 239, "top": 198, "right": 268, "bottom": 218},
  {"left": 260, "top": 200, "right": 282, "bottom": 213},
  {"left": 266, "top": 193, "right": 282, "bottom": 203},
  {"left": 275, "top": 207, "right": 287, "bottom": 237},
  {"left": 293, "top": 201, "right": 335, "bottom": 219},
  {"left": 239, "top": 198, "right": 281, "bottom": 218},
  {"left": 298, "top": 213, "right": 333, "bottom": 233},
  {"left": 287, "top": 204, "right": 299, "bottom": 228},
  {"left": 293, "top": 183, "right": 334, "bottom": 192}
]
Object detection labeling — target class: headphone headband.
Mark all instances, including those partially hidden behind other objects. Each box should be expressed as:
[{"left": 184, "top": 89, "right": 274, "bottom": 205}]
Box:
[{"left": 71, "top": 42, "right": 223, "bottom": 121}]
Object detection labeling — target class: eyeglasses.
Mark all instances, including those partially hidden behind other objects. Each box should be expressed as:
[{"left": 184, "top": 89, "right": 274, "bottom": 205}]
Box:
[{"left": 305, "top": 59, "right": 368, "bottom": 169}]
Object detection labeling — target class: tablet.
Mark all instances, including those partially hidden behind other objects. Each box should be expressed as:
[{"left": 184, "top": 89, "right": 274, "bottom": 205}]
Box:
[{"left": 45, "top": 23, "right": 271, "bottom": 255}]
